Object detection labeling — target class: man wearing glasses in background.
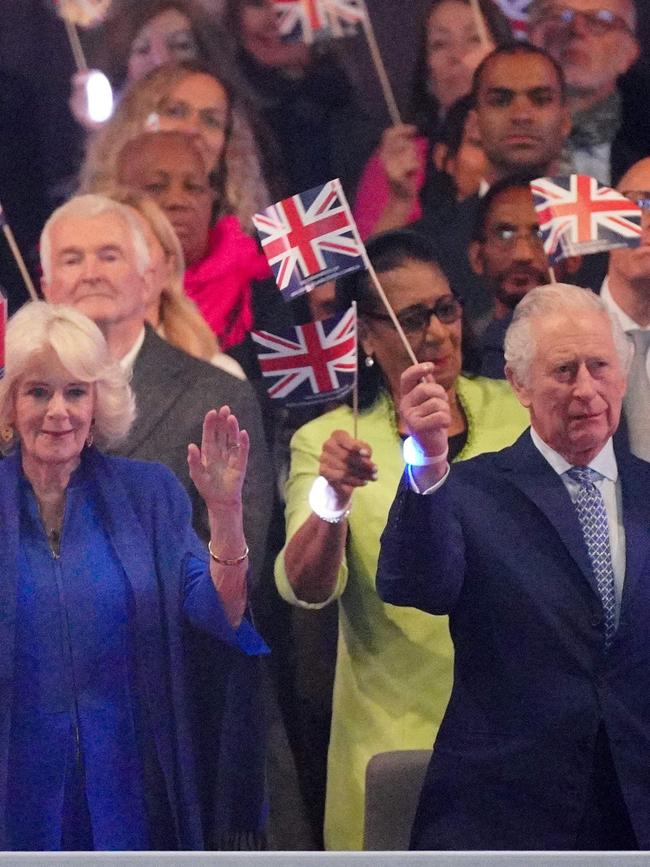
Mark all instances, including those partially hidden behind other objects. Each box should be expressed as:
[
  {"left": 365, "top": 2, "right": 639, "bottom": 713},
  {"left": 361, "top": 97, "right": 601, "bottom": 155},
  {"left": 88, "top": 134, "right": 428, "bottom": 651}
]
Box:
[
  {"left": 468, "top": 175, "right": 582, "bottom": 378},
  {"left": 529, "top": 0, "right": 643, "bottom": 185},
  {"left": 601, "top": 157, "right": 650, "bottom": 461}
]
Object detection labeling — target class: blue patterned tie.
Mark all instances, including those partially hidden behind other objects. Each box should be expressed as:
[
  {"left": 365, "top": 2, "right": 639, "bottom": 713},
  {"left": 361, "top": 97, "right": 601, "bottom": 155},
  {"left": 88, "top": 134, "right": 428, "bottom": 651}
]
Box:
[{"left": 567, "top": 467, "right": 616, "bottom": 650}]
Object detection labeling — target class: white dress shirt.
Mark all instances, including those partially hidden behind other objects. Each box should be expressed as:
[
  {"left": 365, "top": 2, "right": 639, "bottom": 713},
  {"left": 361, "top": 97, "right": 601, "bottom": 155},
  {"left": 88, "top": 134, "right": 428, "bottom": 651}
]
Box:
[
  {"left": 601, "top": 277, "right": 650, "bottom": 375},
  {"left": 118, "top": 327, "right": 146, "bottom": 374}
]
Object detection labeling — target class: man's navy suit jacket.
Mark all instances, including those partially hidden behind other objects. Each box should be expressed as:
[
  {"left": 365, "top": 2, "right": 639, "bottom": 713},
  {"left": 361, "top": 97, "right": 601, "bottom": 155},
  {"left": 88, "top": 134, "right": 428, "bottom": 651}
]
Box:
[{"left": 377, "top": 429, "right": 650, "bottom": 850}]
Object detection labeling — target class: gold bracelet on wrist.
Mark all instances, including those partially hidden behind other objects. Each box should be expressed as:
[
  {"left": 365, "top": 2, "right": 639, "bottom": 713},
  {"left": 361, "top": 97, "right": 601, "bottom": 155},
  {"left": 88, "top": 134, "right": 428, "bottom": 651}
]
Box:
[{"left": 208, "top": 540, "right": 249, "bottom": 566}]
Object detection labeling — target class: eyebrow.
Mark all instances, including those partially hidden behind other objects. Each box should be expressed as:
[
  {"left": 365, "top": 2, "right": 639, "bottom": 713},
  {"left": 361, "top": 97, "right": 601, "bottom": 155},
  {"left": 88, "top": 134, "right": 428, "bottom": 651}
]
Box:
[{"left": 484, "top": 85, "right": 557, "bottom": 99}]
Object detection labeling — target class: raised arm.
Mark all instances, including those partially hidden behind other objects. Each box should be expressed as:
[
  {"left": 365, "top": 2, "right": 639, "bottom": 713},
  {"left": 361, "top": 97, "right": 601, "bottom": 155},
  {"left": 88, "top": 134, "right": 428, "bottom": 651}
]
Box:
[
  {"left": 188, "top": 406, "right": 250, "bottom": 628},
  {"left": 282, "top": 429, "right": 377, "bottom": 604}
]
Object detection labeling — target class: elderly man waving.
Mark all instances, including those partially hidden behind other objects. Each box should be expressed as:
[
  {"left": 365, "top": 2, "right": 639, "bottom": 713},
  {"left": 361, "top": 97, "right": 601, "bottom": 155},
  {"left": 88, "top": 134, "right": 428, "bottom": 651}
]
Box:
[{"left": 377, "top": 283, "right": 650, "bottom": 851}]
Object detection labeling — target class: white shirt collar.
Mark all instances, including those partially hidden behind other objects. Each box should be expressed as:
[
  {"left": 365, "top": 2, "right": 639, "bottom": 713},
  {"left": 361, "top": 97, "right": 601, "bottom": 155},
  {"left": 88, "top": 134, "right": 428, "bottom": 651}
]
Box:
[
  {"left": 601, "top": 276, "right": 650, "bottom": 332},
  {"left": 530, "top": 426, "right": 618, "bottom": 482},
  {"left": 118, "top": 327, "right": 146, "bottom": 373}
]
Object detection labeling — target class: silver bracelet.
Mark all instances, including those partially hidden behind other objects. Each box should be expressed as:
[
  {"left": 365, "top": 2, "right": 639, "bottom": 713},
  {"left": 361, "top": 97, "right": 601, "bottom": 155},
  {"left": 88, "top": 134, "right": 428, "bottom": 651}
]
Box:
[{"left": 308, "top": 475, "right": 351, "bottom": 524}]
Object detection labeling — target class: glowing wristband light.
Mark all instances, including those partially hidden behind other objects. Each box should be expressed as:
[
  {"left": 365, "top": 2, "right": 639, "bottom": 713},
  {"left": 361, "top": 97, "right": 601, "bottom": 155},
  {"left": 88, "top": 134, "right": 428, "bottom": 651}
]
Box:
[
  {"left": 403, "top": 436, "right": 449, "bottom": 467},
  {"left": 308, "top": 475, "right": 351, "bottom": 524}
]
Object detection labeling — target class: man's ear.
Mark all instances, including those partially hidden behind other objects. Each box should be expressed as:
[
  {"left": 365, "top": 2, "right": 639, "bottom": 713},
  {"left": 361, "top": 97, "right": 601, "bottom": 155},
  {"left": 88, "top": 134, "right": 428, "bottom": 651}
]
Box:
[
  {"left": 141, "top": 265, "right": 158, "bottom": 307},
  {"left": 615, "top": 35, "right": 640, "bottom": 76},
  {"left": 560, "top": 255, "right": 582, "bottom": 278},
  {"left": 505, "top": 363, "right": 532, "bottom": 409},
  {"left": 468, "top": 240, "right": 484, "bottom": 277}
]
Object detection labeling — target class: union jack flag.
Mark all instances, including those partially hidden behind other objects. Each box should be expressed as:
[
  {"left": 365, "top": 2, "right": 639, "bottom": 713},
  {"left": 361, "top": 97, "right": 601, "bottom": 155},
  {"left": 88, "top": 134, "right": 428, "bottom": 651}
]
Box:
[
  {"left": 530, "top": 174, "right": 642, "bottom": 265},
  {"left": 251, "top": 306, "right": 356, "bottom": 406},
  {"left": 496, "top": 0, "right": 530, "bottom": 38},
  {"left": 273, "top": 0, "right": 366, "bottom": 44},
  {"left": 253, "top": 179, "right": 366, "bottom": 301},
  {"left": 0, "top": 291, "right": 6, "bottom": 379}
]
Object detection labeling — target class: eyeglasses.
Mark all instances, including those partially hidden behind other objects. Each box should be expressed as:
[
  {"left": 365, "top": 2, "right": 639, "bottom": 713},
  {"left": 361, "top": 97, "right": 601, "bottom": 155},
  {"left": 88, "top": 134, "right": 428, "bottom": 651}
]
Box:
[
  {"left": 366, "top": 295, "right": 463, "bottom": 333},
  {"left": 621, "top": 191, "right": 650, "bottom": 211},
  {"left": 486, "top": 226, "right": 545, "bottom": 248},
  {"left": 534, "top": 7, "right": 635, "bottom": 37}
]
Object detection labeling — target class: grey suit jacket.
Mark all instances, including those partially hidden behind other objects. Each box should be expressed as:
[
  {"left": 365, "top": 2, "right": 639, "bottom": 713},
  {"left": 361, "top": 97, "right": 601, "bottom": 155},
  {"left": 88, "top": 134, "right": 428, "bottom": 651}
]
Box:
[{"left": 111, "top": 328, "right": 273, "bottom": 587}]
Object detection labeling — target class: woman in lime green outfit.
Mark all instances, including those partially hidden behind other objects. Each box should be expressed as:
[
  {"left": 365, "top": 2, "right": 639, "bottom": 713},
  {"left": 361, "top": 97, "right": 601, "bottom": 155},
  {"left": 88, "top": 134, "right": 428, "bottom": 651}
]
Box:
[{"left": 275, "top": 231, "right": 529, "bottom": 850}]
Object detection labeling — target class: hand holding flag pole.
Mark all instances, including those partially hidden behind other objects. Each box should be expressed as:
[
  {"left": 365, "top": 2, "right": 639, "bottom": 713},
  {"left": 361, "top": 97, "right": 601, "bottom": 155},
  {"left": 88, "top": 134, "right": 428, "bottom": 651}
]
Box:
[{"left": 0, "top": 205, "right": 38, "bottom": 302}]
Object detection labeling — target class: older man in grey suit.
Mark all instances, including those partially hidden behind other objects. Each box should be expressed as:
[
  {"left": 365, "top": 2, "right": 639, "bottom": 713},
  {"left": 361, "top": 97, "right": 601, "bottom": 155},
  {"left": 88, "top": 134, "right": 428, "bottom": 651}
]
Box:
[{"left": 39, "top": 193, "right": 273, "bottom": 586}]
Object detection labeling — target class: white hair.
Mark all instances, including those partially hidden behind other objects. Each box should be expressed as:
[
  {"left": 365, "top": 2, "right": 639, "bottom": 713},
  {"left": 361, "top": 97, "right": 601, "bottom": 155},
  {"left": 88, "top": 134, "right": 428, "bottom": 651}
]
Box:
[
  {"left": 40, "top": 194, "right": 151, "bottom": 285},
  {"left": 504, "top": 283, "right": 632, "bottom": 385},
  {"left": 0, "top": 301, "right": 136, "bottom": 453}
]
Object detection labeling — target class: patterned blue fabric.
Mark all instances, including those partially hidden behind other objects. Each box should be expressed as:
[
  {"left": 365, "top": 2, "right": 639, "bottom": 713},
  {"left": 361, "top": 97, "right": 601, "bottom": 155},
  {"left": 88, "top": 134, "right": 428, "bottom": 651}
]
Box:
[{"left": 567, "top": 466, "right": 617, "bottom": 650}]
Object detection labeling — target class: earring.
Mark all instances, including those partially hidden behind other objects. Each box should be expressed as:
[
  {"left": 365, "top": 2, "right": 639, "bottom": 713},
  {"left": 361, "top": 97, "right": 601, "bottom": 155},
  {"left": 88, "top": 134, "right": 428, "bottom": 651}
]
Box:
[
  {"left": 364, "top": 355, "right": 375, "bottom": 368},
  {"left": 85, "top": 421, "right": 95, "bottom": 448},
  {"left": 1, "top": 424, "right": 14, "bottom": 444}
]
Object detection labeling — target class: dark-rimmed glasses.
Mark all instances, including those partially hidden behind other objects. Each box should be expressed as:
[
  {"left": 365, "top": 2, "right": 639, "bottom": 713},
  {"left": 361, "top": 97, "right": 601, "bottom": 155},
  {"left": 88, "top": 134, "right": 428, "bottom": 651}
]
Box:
[
  {"left": 533, "top": 6, "right": 635, "bottom": 37},
  {"left": 366, "top": 295, "right": 463, "bottom": 334}
]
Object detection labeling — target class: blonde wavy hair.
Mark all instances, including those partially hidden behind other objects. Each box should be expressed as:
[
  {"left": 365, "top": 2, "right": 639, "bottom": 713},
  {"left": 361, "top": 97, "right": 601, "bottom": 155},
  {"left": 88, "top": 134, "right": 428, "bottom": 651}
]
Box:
[
  {"left": 79, "top": 60, "right": 270, "bottom": 231},
  {"left": 0, "top": 302, "right": 136, "bottom": 453},
  {"left": 96, "top": 184, "right": 220, "bottom": 362}
]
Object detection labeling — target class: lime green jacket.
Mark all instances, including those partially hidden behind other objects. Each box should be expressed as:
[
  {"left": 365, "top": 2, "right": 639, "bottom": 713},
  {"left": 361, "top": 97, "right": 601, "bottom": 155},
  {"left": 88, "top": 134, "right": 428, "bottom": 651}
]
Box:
[{"left": 275, "top": 376, "right": 529, "bottom": 850}]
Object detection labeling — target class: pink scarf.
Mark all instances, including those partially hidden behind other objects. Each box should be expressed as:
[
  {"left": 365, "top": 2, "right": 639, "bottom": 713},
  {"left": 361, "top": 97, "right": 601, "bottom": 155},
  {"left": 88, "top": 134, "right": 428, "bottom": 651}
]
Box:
[{"left": 183, "top": 215, "right": 272, "bottom": 350}]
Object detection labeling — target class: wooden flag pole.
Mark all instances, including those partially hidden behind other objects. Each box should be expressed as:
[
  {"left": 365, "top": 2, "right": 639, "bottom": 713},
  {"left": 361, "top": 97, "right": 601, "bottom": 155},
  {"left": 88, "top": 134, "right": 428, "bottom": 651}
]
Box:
[
  {"left": 469, "top": 0, "right": 491, "bottom": 49},
  {"left": 352, "top": 301, "right": 359, "bottom": 440},
  {"left": 63, "top": 18, "right": 88, "bottom": 71},
  {"left": 359, "top": 3, "right": 402, "bottom": 126},
  {"left": 548, "top": 266, "right": 557, "bottom": 283},
  {"left": 1, "top": 223, "right": 38, "bottom": 302},
  {"left": 365, "top": 259, "right": 418, "bottom": 366}
]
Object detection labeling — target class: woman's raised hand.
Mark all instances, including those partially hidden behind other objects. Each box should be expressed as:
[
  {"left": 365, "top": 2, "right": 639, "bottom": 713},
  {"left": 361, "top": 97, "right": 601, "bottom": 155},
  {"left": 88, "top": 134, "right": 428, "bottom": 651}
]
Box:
[
  {"left": 400, "top": 362, "right": 450, "bottom": 460},
  {"left": 188, "top": 406, "right": 249, "bottom": 512},
  {"left": 319, "top": 430, "right": 378, "bottom": 509},
  {"left": 379, "top": 124, "right": 421, "bottom": 201}
]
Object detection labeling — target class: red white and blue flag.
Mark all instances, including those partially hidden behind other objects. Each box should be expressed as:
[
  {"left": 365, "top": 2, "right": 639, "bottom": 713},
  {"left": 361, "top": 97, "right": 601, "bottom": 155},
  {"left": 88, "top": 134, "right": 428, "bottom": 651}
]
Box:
[
  {"left": 251, "top": 306, "right": 356, "bottom": 406},
  {"left": 253, "top": 179, "right": 366, "bottom": 301},
  {"left": 496, "top": 0, "right": 530, "bottom": 39},
  {"left": 0, "top": 290, "right": 6, "bottom": 379},
  {"left": 530, "top": 174, "right": 642, "bottom": 264},
  {"left": 273, "top": 0, "right": 366, "bottom": 44}
]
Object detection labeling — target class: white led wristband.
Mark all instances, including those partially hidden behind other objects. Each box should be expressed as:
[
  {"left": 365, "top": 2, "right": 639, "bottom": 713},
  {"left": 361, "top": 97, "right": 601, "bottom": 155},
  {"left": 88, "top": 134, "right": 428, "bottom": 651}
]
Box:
[
  {"left": 403, "top": 436, "right": 449, "bottom": 467},
  {"left": 308, "top": 475, "right": 352, "bottom": 524}
]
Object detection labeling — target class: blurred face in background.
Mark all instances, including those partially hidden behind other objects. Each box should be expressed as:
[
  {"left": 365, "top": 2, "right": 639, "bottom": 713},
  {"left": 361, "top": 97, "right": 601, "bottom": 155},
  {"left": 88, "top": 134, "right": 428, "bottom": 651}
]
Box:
[
  {"left": 117, "top": 132, "right": 215, "bottom": 266},
  {"left": 475, "top": 51, "right": 570, "bottom": 178},
  {"left": 128, "top": 8, "right": 199, "bottom": 83},
  {"left": 434, "top": 111, "right": 487, "bottom": 200},
  {"left": 238, "top": 0, "right": 310, "bottom": 70},
  {"left": 152, "top": 72, "right": 230, "bottom": 170},
  {"left": 426, "top": 0, "right": 495, "bottom": 112},
  {"left": 469, "top": 186, "right": 550, "bottom": 313},
  {"left": 529, "top": 0, "right": 638, "bottom": 101}
]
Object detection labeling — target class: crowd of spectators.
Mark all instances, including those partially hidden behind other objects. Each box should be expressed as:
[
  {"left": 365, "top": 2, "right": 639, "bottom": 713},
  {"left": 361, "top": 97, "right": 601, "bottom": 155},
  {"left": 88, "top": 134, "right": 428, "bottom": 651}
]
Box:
[{"left": 0, "top": 0, "right": 649, "bottom": 853}]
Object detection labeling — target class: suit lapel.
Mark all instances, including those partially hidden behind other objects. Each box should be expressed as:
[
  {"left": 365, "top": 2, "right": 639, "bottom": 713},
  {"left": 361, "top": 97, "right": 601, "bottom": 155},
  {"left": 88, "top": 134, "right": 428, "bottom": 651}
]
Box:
[
  {"left": 119, "top": 328, "right": 190, "bottom": 457},
  {"left": 495, "top": 431, "right": 599, "bottom": 596},
  {"left": 617, "top": 447, "right": 650, "bottom": 605}
]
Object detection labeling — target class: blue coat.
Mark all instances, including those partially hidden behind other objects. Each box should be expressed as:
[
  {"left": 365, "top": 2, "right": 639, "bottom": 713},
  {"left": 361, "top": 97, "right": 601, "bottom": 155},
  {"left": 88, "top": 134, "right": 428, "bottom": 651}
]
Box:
[
  {"left": 0, "top": 448, "right": 269, "bottom": 850},
  {"left": 377, "top": 430, "right": 650, "bottom": 850}
]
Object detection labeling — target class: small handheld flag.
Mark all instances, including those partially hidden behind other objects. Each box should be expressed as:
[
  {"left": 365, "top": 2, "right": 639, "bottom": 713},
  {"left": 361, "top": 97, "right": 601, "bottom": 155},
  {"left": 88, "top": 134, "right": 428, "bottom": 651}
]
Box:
[
  {"left": 496, "top": 0, "right": 530, "bottom": 39},
  {"left": 273, "top": 0, "right": 366, "bottom": 44},
  {"left": 530, "top": 174, "right": 642, "bottom": 265},
  {"left": 0, "top": 290, "right": 6, "bottom": 379},
  {"left": 253, "top": 179, "right": 366, "bottom": 301},
  {"left": 54, "top": 0, "right": 111, "bottom": 28},
  {"left": 251, "top": 306, "right": 356, "bottom": 406}
]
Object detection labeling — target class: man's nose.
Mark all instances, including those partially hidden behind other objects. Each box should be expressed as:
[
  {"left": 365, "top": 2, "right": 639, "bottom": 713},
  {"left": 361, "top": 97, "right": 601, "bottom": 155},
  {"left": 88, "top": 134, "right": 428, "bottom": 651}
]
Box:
[
  {"left": 566, "top": 10, "right": 590, "bottom": 38},
  {"left": 80, "top": 256, "right": 99, "bottom": 280},
  {"left": 573, "top": 364, "right": 598, "bottom": 398},
  {"left": 512, "top": 234, "right": 536, "bottom": 261}
]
